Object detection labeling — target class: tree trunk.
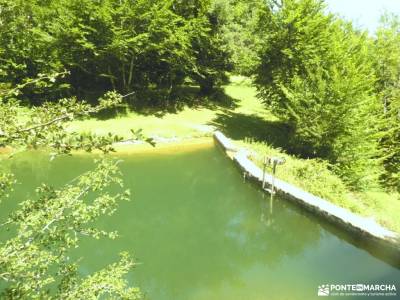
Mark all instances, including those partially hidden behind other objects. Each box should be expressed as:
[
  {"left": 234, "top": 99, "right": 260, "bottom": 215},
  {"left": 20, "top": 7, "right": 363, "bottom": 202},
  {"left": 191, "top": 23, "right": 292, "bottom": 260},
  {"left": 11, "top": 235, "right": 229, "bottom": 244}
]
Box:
[{"left": 199, "top": 77, "right": 214, "bottom": 95}]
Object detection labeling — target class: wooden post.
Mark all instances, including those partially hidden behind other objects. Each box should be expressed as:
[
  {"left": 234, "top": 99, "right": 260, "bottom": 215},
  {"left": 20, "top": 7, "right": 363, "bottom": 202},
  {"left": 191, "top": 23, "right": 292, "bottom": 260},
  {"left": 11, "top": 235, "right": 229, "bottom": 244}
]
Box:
[
  {"left": 271, "top": 160, "right": 277, "bottom": 195},
  {"left": 270, "top": 160, "right": 278, "bottom": 214},
  {"left": 262, "top": 156, "right": 267, "bottom": 189}
]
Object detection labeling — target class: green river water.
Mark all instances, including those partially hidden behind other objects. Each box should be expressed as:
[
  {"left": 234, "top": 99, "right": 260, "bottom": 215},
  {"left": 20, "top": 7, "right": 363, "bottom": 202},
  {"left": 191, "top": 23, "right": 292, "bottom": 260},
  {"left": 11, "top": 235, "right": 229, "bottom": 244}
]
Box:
[{"left": 1, "top": 144, "right": 399, "bottom": 299}]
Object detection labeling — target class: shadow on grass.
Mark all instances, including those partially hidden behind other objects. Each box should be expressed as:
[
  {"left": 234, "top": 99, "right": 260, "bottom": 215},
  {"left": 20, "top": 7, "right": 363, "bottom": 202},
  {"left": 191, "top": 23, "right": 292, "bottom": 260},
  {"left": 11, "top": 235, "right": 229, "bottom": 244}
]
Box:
[
  {"left": 210, "top": 111, "right": 294, "bottom": 150},
  {"left": 95, "top": 105, "right": 130, "bottom": 120},
  {"left": 94, "top": 86, "right": 240, "bottom": 120}
]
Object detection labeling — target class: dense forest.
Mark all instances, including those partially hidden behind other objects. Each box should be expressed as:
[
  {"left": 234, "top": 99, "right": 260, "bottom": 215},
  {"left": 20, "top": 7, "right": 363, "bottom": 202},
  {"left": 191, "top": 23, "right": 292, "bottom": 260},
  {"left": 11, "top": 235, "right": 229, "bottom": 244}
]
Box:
[
  {"left": 1, "top": 0, "right": 400, "bottom": 298},
  {"left": 1, "top": 0, "right": 399, "bottom": 190}
]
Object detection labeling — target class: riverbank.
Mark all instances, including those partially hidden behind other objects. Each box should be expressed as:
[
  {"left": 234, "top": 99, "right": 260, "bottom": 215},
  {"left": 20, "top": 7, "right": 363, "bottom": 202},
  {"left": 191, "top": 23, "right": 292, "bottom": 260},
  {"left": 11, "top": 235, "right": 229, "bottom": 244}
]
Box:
[
  {"left": 26, "top": 77, "right": 400, "bottom": 233},
  {"left": 214, "top": 131, "right": 400, "bottom": 262},
  {"left": 112, "top": 137, "right": 214, "bottom": 155},
  {"left": 233, "top": 139, "right": 400, "bottom": 233}
]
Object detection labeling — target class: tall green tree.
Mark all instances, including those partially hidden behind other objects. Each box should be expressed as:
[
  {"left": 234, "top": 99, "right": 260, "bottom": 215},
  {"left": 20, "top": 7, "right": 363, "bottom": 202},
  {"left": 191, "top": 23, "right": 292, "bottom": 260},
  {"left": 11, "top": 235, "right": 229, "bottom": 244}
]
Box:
[
  {"left": 0, "top": 0, "right": 66, "bottom": 103},
  {"left": 218, "top": 0, "right": 265, "bottom": 75},
  {"left": 373, "top": 13, "right": 400, "bottom": 191},
  {"left": 173, "top": 0, "right": 232, "bottom": 95},
  {"left": 0, "top": 0, "right": 232, "bottom": 105},
  {"left": 254, "top": 0, "right": 380, "bottom": 187}
]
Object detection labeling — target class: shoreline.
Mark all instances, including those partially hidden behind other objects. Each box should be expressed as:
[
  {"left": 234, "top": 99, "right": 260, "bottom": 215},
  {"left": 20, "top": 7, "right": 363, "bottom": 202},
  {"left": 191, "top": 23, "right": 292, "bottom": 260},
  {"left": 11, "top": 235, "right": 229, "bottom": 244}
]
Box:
[
  {"left": 213, "top": 131, "right": 400, "bottom": 262},
  {"left": 0, "top": 136, "right": 214, "bottom": 157},
  {"left": 111, "top": 136, "right": 214, "bottom": 155}
]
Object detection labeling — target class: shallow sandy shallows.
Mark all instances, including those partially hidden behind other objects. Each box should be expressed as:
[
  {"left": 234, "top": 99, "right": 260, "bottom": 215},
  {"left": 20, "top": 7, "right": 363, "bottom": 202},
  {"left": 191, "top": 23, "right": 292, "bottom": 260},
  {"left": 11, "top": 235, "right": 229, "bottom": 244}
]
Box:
[{"left": 111, "top": 137, "right": 214, "bottom": 155}]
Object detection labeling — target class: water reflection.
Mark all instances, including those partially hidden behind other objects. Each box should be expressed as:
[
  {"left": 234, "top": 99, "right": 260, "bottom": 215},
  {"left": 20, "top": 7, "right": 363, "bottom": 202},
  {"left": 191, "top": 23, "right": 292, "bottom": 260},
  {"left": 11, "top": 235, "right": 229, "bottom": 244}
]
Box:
[{"left": 1, "top": 148, "right": 399, "bottom": 300}]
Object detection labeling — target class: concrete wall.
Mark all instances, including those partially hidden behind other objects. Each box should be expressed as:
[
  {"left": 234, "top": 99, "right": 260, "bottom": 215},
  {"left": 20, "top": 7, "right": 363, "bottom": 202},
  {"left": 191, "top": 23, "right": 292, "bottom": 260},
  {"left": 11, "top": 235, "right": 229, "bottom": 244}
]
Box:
[{"left": 214, "top": 131, "right": 400, "bottom": 261}]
